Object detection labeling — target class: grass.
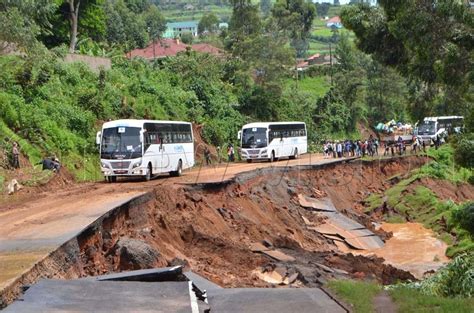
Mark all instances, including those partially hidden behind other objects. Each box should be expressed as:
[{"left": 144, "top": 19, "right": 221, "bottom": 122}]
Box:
[
  {"left": 327, "top": 279, "right": 474, "bottom": 313},
  {"left": 285, "top": 75, "right": 331, "bottom": 99},
  {"left": 0, "top": 175, "right": 3, "bottom": 192},
  {"left": 0, "top": 121, "right": 42, "bottom": 165},
  {"left": 389, "top": 287, "right": 474, "bottom": 313},
  {"left": 312, "top": 27, "right": 334, "bottom": 37},
  {"left": 63, "top": 152, "right": 102, "bottom": 182},
  {"left": 161, "top": 6, "right": 232, "bottom": 22},
  {"left": 364, "top": 193, "right": 384, "bottom": 212},
  {"left": 327, "top": 280, "right": 381, "bottom": 313}
]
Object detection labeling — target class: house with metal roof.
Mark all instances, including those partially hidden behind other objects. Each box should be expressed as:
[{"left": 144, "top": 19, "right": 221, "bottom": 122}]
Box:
[{"left": 163, "top": 21, "right": 199, "bottom": 38}]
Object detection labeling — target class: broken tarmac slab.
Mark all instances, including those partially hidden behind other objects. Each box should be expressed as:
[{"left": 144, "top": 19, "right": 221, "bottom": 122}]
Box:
[
  {"left": 4, "top": 280, "right": 197, "bottom": 313},
  {"left": 298, "top": 194, "right": 337, "bottom": 212},
  {"left": 249, "top": 242, "right": 296, "bottom": 262},
  {"left": 300, "top": 195, "right": 385, "bottom": 251},
  {"left": 85, "top": 266, "right": 185, "bottom": 282},
  {"left": 184, "top": 271, "right": 223, "bottom": 292},
  {"left": 261, "top": 249, "right": 296, "bottom": 262},
  {"left": 206, "top": 288, "right": 347, "bottom": 313}
]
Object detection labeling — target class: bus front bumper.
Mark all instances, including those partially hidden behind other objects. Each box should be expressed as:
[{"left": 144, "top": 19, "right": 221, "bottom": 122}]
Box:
[
  {"left": 101, "top": 167, "right": 146, "bottom": 176},
  {"left": 241, "top": 149, "right": 268, "bottom": 160},
  {"left": 101, "top": 159, "right": 145, "bottom": 176}
]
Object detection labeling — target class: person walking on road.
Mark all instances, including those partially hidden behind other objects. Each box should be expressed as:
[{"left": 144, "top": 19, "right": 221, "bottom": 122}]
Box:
[
  {"left": 227, "top": 144, "right": 235, "bottom": 162},
  {"left": 217, "top": 146, "right": 221, "bottom": 164},
  {"left": 204, "top": 147, "right": 212, "bottom": 166},
  {"left": 12, "top": 142, "right": 20, "bottom": 169}
]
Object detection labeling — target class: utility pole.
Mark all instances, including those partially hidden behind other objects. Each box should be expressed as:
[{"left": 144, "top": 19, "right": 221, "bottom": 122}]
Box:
[{"left": 329, "top": 42, "right": 333, "bottom": 86}]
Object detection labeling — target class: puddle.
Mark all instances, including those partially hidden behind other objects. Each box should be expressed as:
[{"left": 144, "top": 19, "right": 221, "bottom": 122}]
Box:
[{"left": 355, "top": 223, "right": 449, "bottom": 279}]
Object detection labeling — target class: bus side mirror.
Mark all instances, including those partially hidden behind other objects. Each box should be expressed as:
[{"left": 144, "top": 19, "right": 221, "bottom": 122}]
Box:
[
  {"left": 139, "top": 130, "right": 144, "bottom": 143},
  {"left": 237, "top": 131, "right": 242, "bottom": 140},
  {"left": 96, "top": 131, "right": 101, "bottom": 145}
]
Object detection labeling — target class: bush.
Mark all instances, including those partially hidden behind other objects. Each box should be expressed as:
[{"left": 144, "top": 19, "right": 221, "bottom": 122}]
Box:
[
  {"left": 391, "top": 253, "right": 474, "bottom": 298},
  {"left": 454, "top": 133, "right": 474, "bottom": 169},
  {"left": 452, "top": 202, "right": 474, "bottom": 237},
  {"left": 468, "top": 175, "right": 474, "bottom": 185}
]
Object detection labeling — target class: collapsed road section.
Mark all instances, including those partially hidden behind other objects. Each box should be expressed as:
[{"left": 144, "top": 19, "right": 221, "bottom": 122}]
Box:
[{"left": 2, "top": 156, "right": 432, "bottom": 311}]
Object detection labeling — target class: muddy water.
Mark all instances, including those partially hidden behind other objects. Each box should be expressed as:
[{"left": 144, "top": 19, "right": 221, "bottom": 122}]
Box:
[
  {"left": 337, "top": 222, "right": 449, "bottom": 278},
  {"left": 370, "top": 223, "right": 449, "bottom": 279}
]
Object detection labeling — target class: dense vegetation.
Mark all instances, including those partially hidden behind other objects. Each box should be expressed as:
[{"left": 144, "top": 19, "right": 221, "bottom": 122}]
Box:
[{"left": 0, "top": 0, "right": 472, "bottom": 181}]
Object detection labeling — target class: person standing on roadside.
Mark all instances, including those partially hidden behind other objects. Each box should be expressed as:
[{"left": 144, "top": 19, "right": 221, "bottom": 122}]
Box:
[
  {"left": 227, "top": 144, "right": 235, "bottom": 162},
  {"left": 217, "top": 146, "right": 221, "bottom": 163},
  {"left": 204, "top": 147, "right": 212, "bottom": 166},
  {"left": 12, "top": 142, "right": 20, "bottom": 169}
]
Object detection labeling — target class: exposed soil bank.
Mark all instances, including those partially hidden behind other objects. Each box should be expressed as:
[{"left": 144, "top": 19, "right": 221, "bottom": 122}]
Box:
[{"left": 1, "top": 156, "right": 429, "bottom": 307}]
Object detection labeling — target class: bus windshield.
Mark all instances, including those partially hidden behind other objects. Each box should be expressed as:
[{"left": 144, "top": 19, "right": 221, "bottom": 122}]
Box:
[
  {"left": 417, "top": 122, "right": 436, "bottom": 135},
  {"left": 242, "top": 128, "right": 268, "bottom": 148},
  {"left": 101, "top": 127, "right": 142, "bottom": 159}
]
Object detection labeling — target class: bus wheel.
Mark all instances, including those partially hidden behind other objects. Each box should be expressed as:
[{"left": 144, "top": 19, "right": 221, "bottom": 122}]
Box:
[
  {"left": 144, "top": 164, "right": 152, "bottom": 181},
  {"left": 247, "top": 159, "right": 252, "bottom": 163},
  {"left": 290, "top": 148, "right": 298, "bottom": 160},
  {"left": 171, "top": 160, "right": 182, "bottom": 177}
]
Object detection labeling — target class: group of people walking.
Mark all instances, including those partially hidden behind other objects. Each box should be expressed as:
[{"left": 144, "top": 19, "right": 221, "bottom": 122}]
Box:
[
  {"left": 323, "top": 134, "right": 441, "bottom": 159},
  {"left": 323, "top": 135, "right": 380, "bottom": 158}
]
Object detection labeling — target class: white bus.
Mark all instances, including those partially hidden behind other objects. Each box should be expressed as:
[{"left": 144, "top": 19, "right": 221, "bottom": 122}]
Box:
[
  {"left": 96, "top": 119, "right": 194, "bottom": 182},
  {"left": 238, "top": 122, "right": 308, "bottom": 162},
  {"left": 416, "top": 116, "right": 464, "bottom": 144}
]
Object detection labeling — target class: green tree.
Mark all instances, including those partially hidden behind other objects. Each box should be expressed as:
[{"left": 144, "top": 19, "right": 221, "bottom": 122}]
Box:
[
  {"left": 0, "top": 0, "right": 57, "bottom": 53},
  {"left": 272, "top": 0, "right": 316, "bottom": 57},
  {"left": 144, "top": 4, "right": 166, "bottom": 43},
  {"left": 198, "top": 13, "right": 219, "bottom": 35},
  {"left": 316, "top": 2, "right": 330, "bottom": 17},
  {"left": 106, "top": 0, "right": 148, "bottom": 50},
  {"left": 104, "top": 1, "right": 126, "bottom": 45},
  {"left": 452, "top": 202, "right": 474, "bottom": 236},
  {"left": 180, "top": 32, "right": 194, "bottom": 44},
  {"left": 228, "top": 0, "right": 261, "bottom": 47},
  {"left": 260, "top": 0, "right": 272, "bottom": 17}
]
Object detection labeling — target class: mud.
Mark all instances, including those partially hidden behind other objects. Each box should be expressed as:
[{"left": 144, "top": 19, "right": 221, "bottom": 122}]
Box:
[{"left": 1, "top": 156, "right": 433, "bottom": 307}]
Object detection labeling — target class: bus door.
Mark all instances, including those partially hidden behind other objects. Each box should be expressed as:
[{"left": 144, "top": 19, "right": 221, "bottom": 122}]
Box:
[{"left": 143, "top": 131, "right": 163, "bottom": 173}]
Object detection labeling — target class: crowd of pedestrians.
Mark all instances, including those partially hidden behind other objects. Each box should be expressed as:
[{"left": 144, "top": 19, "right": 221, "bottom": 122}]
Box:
[
  {"left": 323, "top": 134, "right": 438, "bottom": 159},
  {"left": 323, "top": 135, "right": 380, "bottom": 158}
]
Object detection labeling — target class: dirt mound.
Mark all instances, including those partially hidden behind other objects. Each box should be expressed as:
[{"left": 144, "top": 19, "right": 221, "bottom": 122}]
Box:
[
  {"left": 408, "top": 177, "right": 474, "bottom": 203},
  {"left": 357, "top": 122, "right": 378, "bottom": 140},
  {"left": 193, "top": 124, "right": 219, "bottom": 164}
]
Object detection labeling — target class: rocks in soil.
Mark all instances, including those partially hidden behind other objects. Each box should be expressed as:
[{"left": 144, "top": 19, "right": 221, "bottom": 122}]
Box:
[{"left": 114, "top": 237, "right": 164, "bottom": 270}]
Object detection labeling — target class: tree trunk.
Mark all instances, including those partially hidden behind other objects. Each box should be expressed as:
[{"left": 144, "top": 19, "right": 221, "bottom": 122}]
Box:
[{"left": 68, "top": 0, "right": 81, "bottom": 53}]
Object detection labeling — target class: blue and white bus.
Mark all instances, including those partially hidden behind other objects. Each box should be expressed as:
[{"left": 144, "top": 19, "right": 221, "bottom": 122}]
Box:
[
  {"left": 238, "top": 122, "right": 308, "bottom": 162},
  {"left": 97, "top": 119, "right": 194, "bottom": 182}
]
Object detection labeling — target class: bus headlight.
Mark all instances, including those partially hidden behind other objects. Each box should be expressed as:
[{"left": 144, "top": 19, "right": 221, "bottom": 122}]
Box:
[
  {"left": 261, "top": 149, "right": 267, "bottom": 154},
  {"left": 101, "top": 162, "right": 109, "bottom": 168},
  {"left": 132, "top": 162, "right": 141, "bottom": 168}
]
